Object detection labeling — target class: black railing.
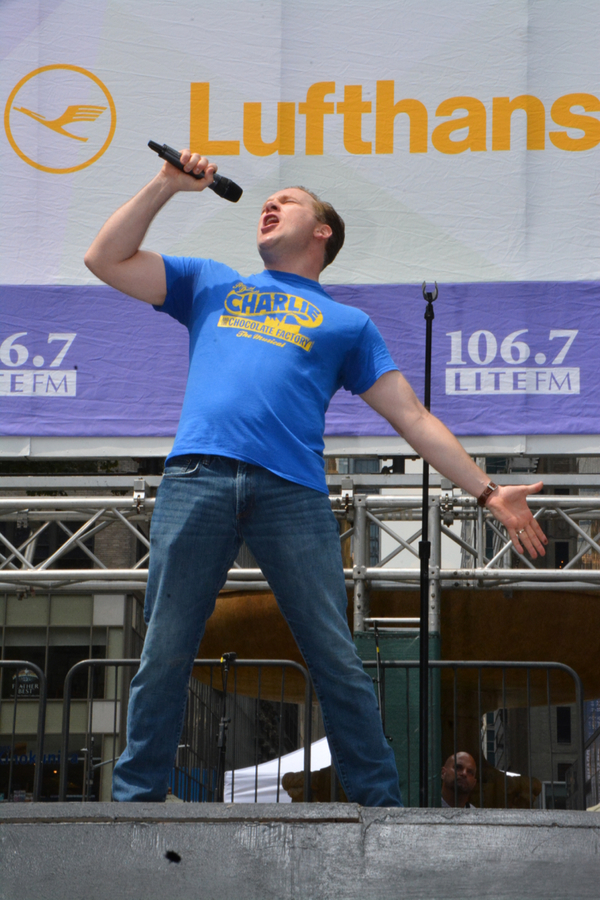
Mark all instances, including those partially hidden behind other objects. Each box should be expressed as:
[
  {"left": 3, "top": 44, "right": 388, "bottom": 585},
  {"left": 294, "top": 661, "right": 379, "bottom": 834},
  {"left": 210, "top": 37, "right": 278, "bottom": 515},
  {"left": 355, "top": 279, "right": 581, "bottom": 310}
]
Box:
[
  {"left": 0, "top": 660, "right": 47, "bottom": 801},
  {"left": 59, "top": 658, "right": 313, "bottom": 803},
  {"left": 4, "top": 655, "right": 584, "bottom": 808},
  {"left": 363, "top": 660, "right": 586, "bottom": 810}
]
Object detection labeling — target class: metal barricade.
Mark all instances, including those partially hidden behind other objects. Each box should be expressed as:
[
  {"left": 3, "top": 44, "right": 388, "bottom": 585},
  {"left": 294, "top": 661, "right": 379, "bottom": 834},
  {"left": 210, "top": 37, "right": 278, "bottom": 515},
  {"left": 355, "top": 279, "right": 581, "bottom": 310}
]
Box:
[
  {"left": 362, "top": 659, "right": 585, "bottom": 810},
  {"left": 59, "top": 658, "right": 313, "bottom": 803},
  {"left": 583, "top": 724, "right": 600, "bottom": 809},
  {"left": 57, "top": 656, "right": 586, "bottom": 808},
  {"left": 0, "top": 660, "right": 47, "bottom": 801}
]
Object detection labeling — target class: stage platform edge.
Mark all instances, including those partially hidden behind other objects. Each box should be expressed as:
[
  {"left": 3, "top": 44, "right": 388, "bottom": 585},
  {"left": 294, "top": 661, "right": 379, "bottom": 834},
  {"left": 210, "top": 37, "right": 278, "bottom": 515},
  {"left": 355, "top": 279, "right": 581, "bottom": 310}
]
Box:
[{"left": 1, "top": 802, "right": 599, "bottom": 900}]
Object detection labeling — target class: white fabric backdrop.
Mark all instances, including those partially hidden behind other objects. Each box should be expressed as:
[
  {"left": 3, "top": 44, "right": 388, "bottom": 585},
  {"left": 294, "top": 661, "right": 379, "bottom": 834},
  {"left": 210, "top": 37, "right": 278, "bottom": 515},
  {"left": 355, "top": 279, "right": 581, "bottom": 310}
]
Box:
[{"left": 2, "top": 0, "right": 599, "bottom": 287}]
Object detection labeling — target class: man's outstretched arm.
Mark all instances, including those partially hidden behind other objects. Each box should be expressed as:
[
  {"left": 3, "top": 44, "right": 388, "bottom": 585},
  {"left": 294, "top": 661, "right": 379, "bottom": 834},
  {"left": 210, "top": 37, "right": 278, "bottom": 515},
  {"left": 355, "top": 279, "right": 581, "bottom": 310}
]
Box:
[
  {"left": 361, "top": 370, "right": 547, "bottom": 559},
  {"left": 84, "top": 151, "right": 216, "bottom": 305}
]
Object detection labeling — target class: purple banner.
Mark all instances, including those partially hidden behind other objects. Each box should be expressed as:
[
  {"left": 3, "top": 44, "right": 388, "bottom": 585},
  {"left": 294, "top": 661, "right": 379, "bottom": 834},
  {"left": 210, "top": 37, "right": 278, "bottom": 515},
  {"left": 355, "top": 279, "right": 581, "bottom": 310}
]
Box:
[
  {"left": 326, "top": 281, "right": 599, "bottom": 437},
  {"left": 1, "top": 282, "right": 598, "bottom": 438}
]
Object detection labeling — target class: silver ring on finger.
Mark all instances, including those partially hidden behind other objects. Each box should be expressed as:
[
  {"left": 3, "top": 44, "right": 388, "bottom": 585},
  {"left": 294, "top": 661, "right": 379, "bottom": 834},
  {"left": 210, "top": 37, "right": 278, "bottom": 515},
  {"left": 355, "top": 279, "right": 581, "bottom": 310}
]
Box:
[{"left": 516, "top": 528, "right": 525, "bottom": 536}]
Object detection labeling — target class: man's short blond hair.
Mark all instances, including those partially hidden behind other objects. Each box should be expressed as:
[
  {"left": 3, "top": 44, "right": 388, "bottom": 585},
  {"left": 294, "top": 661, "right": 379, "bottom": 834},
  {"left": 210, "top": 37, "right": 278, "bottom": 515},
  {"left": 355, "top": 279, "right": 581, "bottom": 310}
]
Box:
[{"left": 290, "top": 186, "right": 345, "bottom": 270}]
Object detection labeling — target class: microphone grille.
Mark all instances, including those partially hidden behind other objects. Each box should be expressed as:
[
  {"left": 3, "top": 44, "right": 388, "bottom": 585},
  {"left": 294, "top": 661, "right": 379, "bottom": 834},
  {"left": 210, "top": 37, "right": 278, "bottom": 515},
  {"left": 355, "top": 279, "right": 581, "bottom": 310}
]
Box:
[{"left": 210, "top": 174, "right": 243, "bottom": 203}]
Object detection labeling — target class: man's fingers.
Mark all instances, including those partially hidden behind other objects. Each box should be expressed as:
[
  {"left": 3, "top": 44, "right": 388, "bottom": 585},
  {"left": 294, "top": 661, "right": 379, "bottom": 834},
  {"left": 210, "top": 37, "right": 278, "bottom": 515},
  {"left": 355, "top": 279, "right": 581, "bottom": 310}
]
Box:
[
  {"left": 525, "top": 529, "right": 546, "bottom": 557},
  {"left": 179, "top": 148, "right": 198, "bottom": 170},
  {"left": 513, "top": 528, "right": 533, "bottom": 558},
  {"left": 531, "top": 518, "right": 548, "bottom": 545},
  {"left": 513, "top": 530, "right": 534, "bottom": 558},
  {"left": 186, "top": 156, "right": 217, "bottom": 185},
  {"left": 512, "top": 522, "right": 546, "bottom": 559},
  {"left": 191, "top": 156, "right": 207, "bottom": 175},
  {"left": 177, "top": 150, "right": 214, "bottom": 178},
  {"left": 525, "top": 511, "right": 548, "bottom": 550},
  {"left": 183, "top": 152, "right": 204, "bottom": 173},
  {"left": 204, "top": 163, "right": 217, "bottom": 183},
  {"left": 163, "top": 148, "right": 217, "bottom": 184},
  {"left": 165, "top": 151, "right": 217, "bottom": 191}
]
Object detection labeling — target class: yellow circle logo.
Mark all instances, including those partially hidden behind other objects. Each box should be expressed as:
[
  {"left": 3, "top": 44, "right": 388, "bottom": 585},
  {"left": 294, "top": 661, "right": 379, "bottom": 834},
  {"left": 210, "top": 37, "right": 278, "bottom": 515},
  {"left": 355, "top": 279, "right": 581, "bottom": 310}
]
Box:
[{"left": 4, "top": 64, "right": 116, "bottom": 174}]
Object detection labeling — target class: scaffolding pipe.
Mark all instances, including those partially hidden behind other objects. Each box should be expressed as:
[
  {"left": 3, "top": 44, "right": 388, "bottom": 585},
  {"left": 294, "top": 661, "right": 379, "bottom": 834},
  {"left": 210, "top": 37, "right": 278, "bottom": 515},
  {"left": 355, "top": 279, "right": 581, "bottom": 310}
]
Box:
[
  {"left": 352, "top": 497, "right": 369, "bottom": 633},
  {"left": 2, "top": 565, "right": 600, "bottom": 585},
  {"left": 428, "top": 501, "right": 441, "bottom": 634}
]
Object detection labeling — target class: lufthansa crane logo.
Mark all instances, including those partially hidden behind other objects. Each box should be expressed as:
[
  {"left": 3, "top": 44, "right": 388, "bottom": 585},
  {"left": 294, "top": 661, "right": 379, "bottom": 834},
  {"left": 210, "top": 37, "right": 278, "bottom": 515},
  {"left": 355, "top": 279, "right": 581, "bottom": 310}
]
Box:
[{"left": 4, "top": 65, "right": 116, "bottom": 174}]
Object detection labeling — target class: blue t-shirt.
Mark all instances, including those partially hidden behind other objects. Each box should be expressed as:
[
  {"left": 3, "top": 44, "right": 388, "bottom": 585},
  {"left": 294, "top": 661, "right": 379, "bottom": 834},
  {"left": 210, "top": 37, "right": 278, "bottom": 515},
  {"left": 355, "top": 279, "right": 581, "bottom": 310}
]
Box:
[{"left": 156, "top": 257, "right": 397, "bottom": 493}]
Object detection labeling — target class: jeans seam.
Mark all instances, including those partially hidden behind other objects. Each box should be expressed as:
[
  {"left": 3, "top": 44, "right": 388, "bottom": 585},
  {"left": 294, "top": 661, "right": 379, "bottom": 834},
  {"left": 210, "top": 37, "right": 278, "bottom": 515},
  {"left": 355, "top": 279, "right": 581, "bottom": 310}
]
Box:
[{"left": 309, "top": 680, "right": 356, "bottom": 802}]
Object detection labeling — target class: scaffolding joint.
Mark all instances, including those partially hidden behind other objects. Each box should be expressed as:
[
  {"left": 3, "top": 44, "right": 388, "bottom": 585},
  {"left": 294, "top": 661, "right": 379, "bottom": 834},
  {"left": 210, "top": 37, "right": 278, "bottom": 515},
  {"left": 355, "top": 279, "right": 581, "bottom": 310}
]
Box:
[
  {"left": 353, "top": 565, "right": 368, "bottom": 581},
  {"left": 133, "top": 478, "right": 146, "bottom": 513},
  {"left": 439, "top": 479, "right": 457, "bottom": 523}
]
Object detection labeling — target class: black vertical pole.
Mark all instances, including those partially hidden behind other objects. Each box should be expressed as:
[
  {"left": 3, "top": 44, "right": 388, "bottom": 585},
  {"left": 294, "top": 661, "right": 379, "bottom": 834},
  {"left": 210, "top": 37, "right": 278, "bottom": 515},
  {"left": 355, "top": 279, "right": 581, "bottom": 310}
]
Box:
[
  {"left": 419, "top": 281, "right": 438, "bottom": 807},
  {"left": 215, "top": 651, "right": 237, "bottom": 802}
]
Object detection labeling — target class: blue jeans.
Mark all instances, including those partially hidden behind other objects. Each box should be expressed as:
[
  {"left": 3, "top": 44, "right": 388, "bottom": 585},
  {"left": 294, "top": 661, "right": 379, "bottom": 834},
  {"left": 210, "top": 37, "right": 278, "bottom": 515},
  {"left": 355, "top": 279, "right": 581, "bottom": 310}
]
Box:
[{"left": 112, "top": 456, "right": 402, "bottom": 806}]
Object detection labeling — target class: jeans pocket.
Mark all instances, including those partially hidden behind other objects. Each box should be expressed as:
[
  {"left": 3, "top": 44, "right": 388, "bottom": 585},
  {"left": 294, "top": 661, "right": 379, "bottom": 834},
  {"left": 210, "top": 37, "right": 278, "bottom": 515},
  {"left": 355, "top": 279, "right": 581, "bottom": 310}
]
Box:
[{"left": 163, "top": 455, "right": 202, "bottom": 477}]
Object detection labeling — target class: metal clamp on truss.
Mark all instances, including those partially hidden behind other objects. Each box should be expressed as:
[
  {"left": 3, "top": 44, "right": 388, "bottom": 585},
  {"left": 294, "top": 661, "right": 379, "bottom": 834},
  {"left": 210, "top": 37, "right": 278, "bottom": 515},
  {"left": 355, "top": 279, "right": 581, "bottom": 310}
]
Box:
[
  {"left": 340, "top": 476, "right": 354, "bottom": 512},
  {"left": 133, "top": 478, "right": 146, "bottom": 513},
  {"left": 439, "top": 478, "right": 456, "bottom": 524},
  {"left": 353, "top": 564, "right": 368, "bottom": 581}
]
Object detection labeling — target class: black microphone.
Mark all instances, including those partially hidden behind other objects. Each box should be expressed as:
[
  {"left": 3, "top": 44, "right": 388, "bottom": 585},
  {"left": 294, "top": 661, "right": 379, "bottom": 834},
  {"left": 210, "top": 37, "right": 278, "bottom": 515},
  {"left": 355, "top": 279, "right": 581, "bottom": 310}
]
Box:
[{"left": 148, "top": 141, "right": 243, "bottom": 203}]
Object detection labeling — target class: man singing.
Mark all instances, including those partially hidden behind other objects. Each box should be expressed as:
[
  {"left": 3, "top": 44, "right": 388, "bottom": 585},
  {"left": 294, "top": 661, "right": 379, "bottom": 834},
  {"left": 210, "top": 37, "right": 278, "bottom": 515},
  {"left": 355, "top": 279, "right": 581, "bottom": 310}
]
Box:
[{"left": 84, "top": 152, "right": 547, "bottom": 806}]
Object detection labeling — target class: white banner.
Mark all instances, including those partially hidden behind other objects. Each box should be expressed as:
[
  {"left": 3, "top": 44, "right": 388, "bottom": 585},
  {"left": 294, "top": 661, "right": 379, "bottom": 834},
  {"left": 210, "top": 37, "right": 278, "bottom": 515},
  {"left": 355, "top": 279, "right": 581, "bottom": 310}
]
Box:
[{"left": 2, "top": 0, "right": 600, "bottom": 287}]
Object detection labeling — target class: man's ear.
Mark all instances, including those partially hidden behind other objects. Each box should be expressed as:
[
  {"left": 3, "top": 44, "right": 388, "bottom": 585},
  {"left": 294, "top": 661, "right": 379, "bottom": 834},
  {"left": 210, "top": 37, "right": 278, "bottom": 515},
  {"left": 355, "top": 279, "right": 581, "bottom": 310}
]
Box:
[{"left": 314, "top": 223, "right": 332, "bottom": 241}]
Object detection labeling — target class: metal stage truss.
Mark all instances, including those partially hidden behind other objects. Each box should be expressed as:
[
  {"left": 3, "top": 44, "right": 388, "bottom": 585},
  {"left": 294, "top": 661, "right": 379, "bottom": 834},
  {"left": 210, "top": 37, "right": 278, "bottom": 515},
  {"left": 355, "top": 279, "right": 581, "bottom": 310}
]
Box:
[{"left": 1, "top": 473, "right": 600, "bottom": 632}]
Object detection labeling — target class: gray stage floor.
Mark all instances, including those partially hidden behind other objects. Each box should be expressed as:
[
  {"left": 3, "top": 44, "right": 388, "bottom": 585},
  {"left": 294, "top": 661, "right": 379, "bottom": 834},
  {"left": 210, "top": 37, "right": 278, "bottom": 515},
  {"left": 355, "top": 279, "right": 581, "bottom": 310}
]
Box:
[{"left": 1, "top": 802, "right": 599, "bottom": 900}]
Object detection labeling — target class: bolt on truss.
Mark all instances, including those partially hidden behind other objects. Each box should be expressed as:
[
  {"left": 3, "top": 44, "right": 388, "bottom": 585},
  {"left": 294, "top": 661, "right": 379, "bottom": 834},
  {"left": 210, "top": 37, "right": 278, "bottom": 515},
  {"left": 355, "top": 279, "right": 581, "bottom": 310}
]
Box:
[{"left": 1, "top": 475, "right": 600, "bottom": 631}]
